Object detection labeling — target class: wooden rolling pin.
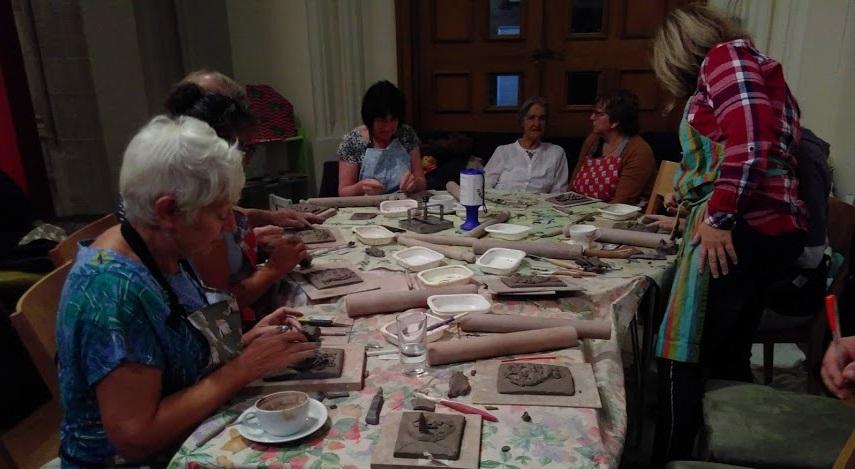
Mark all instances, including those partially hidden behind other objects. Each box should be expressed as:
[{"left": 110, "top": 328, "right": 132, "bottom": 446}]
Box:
[
  {"left": 345, "top": 284, "right": 478, "bottom": 317},
  {"left": 462, "top": 211, "right": 510, "bottom": 238},
  {"left": 316, "top": 208, "right": 337, "bottom": 220},
  {"left": 397, "top": 236, "right": 476, "bottom": 263},
  {"left": 472, "top": 238, "right": 584, "bottom": 260},
  {"left": 426, "top": 326, "right": 579, "bottom": 366},
  {"left": 459, "top": 313, "right": 611, "bottom": 339},
  {"left": 393, "top": 233, "right": 476, "bottom": 247},
  {"left": 304, "top": 193, "right": 406, "bottom": 208},
  {"left": 565, "top": 225, "right": 672, "bottom": 249},
  {"left": 446, "top": 182, "right": 461, "bottom": 201}
]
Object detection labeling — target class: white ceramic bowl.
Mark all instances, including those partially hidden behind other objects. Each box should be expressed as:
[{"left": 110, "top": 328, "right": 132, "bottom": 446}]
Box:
[
  {"left": 599, "top": 203, "right": 642, "bottom": 221},
  {"left": 484, "top": 223, "right": 532, "bottom": 240},
  {"left": 352, "top": 225, "right": 395, "bottom": 245},
  {"left": 379, "top": 199, "right": 418, "bottom": 218},
  {"left": 417, "top": 265, "right": 474, "bottom": 287},
  {"left": 391, "top": 246, "right": 445, "bottom": 271},
  {"left": 475, "top": 248, "right": 526, "bottom": 275},
  {"left": 427, "top": 294, "right": 492, "bottom": 317}
]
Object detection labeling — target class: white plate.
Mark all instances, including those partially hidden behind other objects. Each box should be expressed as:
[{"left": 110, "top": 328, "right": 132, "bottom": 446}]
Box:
[
  {"left": 484, "top": 223, "right": 532, "bottom": 240},
  {"left": 380, "top": 311, "right": 449, "bottom": 345},
  {"left": 475, "top": 248, "right": 526, "bottom": 275},
  {"left": 427, "top": 293, "right": 492, "bottom": 316},
  {"left": 352, "top": 225, "right": 395, "bottom": 245},
  {"left": 417, "top": 265, "right": 474, "bottom": 287},
  {"left": 379, "top": 199, "right": 418, "bottom": 218},
  {"left": 236, "top": 398, "right": 328, "bottom": 444},
  {"left": 598, "top": 203, "right": 641, "bottom": 221},
  {"left": 391, "top": 246, "right": 445, "bottom": 271}
]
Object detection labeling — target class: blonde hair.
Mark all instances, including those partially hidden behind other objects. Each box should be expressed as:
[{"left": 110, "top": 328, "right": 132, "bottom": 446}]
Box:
[{"left": 652, "top": 4, "right": 746, "bottom": 103}]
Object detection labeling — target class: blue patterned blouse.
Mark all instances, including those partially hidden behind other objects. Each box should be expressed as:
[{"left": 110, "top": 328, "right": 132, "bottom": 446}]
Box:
[{"left": 56, "top": 243, "right": 209, "bottom": 466}]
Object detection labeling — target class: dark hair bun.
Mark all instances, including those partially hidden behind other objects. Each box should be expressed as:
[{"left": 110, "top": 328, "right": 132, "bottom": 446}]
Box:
[{"left": 165, "top": 83, "right": 206, "bottom": 116}]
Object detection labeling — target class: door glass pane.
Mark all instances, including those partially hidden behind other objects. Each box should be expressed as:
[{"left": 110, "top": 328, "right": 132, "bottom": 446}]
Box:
[
  {"left": 569, "top": 0, "right": 604, "bottom": 34},
  {"left": 490, "top": 0, "right": 521, "bottom": 37},
  {"left": 489, "top": 73, "right": 520, "bottom": 107},
  {"left": 566, "top": 72, "right": 600, "bottom": 106}
]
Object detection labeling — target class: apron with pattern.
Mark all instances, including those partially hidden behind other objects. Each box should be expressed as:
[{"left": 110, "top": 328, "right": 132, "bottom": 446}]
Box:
[
  {"left": 570, "top": 138, "right": 629, "bottom": 201},
  {"left": 359, "top": 138, "right": 411, "bottom": 193}
]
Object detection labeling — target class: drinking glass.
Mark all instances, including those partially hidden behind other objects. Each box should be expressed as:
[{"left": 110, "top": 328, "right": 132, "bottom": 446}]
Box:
[{"left": 395, "top": 309, "right": 428, "bottom": 376}]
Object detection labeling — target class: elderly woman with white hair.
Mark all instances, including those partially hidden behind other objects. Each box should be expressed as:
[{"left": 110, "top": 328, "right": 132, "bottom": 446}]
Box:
[{"left": 55, "top": 116, "right": 319, "bottom": 466}]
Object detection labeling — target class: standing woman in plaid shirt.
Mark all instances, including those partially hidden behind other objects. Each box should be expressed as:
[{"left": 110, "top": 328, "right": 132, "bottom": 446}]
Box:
[{"left": 650, "top": 5, "right": 806, "bottom": 464}]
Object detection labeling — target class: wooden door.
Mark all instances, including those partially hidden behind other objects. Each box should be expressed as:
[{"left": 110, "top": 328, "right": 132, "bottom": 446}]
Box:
[{"left": 397, "top": 0, "right": 690, "bottom": 136}]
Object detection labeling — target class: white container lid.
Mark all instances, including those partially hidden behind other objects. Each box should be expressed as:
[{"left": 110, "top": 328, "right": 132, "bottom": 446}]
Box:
[
  {"left": 599, "top": 203, "right": 641, "bottom": 220},
  {"left": 379, "top": 199, "right": 418, "bottom": 218},
  {"left": 391, "top": 246, "right": 445, "bottom": 271},
  {"left": 475, "top": 247, "right": 526, "bottom": 275},
  {"left": 352, "top": 225, "right": 395, "bottom": 245},
  {"left": 484, "top": 223, "right": 532, "bottom": 240},
  {"left": 427, "top": 293, "right": 492, "bottom": 316},
  {"left": 417, "top": 264, "right": 474, "bottom": 287},
  {"left": 380, "top": 310, "right": 448, "bottom": 345}
]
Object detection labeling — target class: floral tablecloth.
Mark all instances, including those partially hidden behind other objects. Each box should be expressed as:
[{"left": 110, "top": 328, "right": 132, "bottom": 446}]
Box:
[{"left": 169, "top": 191, "right": 675, "bottom": 469}]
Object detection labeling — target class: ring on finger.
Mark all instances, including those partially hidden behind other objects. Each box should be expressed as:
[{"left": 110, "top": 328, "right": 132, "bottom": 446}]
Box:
[{"left": 278, "top": 324, "right": 291, "bottom": 334}]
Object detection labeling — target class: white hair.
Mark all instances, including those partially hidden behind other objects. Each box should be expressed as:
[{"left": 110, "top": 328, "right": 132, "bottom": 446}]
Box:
[{"left": 120, "top": 115, "right": 245, "bottom": 225}]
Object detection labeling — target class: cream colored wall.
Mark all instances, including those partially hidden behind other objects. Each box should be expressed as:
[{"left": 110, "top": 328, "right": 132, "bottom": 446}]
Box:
[
  {"left": 226, "top": 0, "right": 399, "bottom": 195},
  {"left": 711, "top": 0, "right": 855, "bottom": 201}
]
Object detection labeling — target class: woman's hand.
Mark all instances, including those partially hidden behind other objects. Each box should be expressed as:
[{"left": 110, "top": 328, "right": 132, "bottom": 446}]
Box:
[
  {"left": 692, "top": 218, "right": 738, "bottom": 278},
  {"left": 267, "top": 237, "right": 307, "bottom": 276},
  {"left": 236, "top": 331, "right": 319, "bottom": 381},
  {"left": 271, "top": 209, "right": 319, "bottom": 229},
  {"left": 242, "top": 307, "right": 304, "bottom": 346},
  {"left": 821, "top": 337, "right": 855, "bottom": 399},
  {"left": 644, "top": 214, "right": 684, "bottom": 233},
  {"left": 400, "top": 171, "right": 417, "bottom": 193},
  {"left": 360, "top": 178, "right": 385, "bottom": 195}
]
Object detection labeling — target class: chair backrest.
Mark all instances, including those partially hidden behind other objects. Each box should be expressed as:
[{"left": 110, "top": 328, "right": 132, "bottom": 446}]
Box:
[
  {"left": 49, "top": 213, "right": 117, "bottom": 267},
  {"left": 10, "top": 262, "right": 72, "bottom": 398},
  {"left": 645, "top": 160, "right": 680, "bottom": 214},
  {"left": 834, "top": 428, "right": 855, "bottom": 469},
  {"left": 828, "top": 198, "right": 855, "bottom": 295}
]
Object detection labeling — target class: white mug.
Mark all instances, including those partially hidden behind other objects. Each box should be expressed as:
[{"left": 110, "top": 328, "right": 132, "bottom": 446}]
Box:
[
  {"left": 567, "top": 224, "right": 599, "bottom": 249},
  {"left": 246, "top": 391, "right": 310, "bottom": 436}
]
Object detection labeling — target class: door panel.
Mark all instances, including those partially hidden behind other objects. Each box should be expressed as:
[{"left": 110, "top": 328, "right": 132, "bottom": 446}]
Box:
[{"left": 400, "top": 0, "right": 690, "bottom": 136}]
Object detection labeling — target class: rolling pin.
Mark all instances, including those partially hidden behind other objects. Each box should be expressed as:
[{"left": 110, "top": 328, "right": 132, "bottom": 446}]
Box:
[
  {"left": 446, "top": 182, "right": 461, "bottom": 201},
  {"left": 393, "top": 233, "right": 476, "bottom": 247},
  {"left": 304, "top": 193, "right": 405, "bottom": 208},
  {"left": 426, "top": 326, "right": 579, "bottom": 366},
  {"left": 472, "top": 238, "right": 584, "bottom": 260},
  {"left": 565, "top": 225, "right": 671, "bottom": 249},
  {"left": 397, "top": 236, "right": 476, "bottom": 263},
  {"left": 345, "top": 284, "right": 478, "bottom": 317},
  {"left": 316, "top": 208, "right": 337, "bottom": 220},
  {"left": 462, "top": 211, "right": 510, "bottom": 238},
  {"left": 459, "top": 313, "right": 611, "bottom": 339}
]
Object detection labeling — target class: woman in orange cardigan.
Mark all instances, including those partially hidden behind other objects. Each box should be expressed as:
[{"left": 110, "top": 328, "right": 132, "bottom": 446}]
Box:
[{"left": 569, "top": 90, "right": 656, "bottom": 205}]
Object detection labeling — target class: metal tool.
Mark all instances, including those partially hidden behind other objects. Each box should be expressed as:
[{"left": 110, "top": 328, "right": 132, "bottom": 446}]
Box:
[{"left": 399, "top": 195, "right": 453, "bottom": 234}]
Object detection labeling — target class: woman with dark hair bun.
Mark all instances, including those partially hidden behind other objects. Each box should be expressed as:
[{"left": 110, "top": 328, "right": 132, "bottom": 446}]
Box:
[
  {"left": 164, "top": 82, "right": 256, "bottom": 145},
  {"left": 569, "top": 89, "right": 656, "bottom": 205},
  {"left": 337, "top": 80, "right": 426, "bottom": 196}
]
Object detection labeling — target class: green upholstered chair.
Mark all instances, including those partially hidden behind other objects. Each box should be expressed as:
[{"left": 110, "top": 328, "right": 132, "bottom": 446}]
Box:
[{"left": 701, "top": 380, "right": 855, "bottom": 469}]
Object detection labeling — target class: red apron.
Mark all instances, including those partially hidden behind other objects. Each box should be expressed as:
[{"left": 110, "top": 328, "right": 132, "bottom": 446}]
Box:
[{"left": 570, "top": 138, "right": 628, "bottom": 201}]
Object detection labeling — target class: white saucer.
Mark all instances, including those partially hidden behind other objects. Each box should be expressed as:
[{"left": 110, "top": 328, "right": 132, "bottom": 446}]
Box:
[
  {"left": 564, "top": 240, "right": 603, "bottom": 250},
  {"left": 236, "top": 398, "right": 328, "bottom": 444}
]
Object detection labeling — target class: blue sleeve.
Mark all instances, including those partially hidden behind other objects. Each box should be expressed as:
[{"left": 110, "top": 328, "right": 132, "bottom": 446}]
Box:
[{"left": 74, "top": 272, "right": 165, "bottom": 386}]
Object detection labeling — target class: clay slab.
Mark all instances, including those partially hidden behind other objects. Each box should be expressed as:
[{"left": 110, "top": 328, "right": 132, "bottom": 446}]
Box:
[
  {"left": 394, "top": 412, "right": 465, "bottom": 460},
  {"left": 242, "top": 344, "right": 365, "bottom": 395},
  {"left": 263, "top": 348, "right": 345, "bottom": 381},
  {"left": 307, "top": 268, "right": 363, "bottom": 290},
  {"left": 497, "top": 362, "right": 575, "bottom": 396},
  {"left": 291, "top": 262, "right": 379, "bottom": 300},
  {"left": 371, "top": 412, "right": 481, "bottom": 469},
  {"left": 471, "top": 359, "right": 601, "bottom": 408},
  {"left": 480, "top": 275, "right": 584, "bottom": 294},
  {"left": 500, "top": 275, "right": 565, "bottom": 289}
]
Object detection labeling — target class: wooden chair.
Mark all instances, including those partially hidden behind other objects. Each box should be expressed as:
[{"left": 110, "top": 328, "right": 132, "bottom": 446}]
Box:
[
  {"left": 755, "top": 198, "right": 855, "bottom": 390},
  {"left": 645, "top": 160, "right": 680, "bottom": 215},
  {"left": 3, "top": 262, "right": 71, "bottom": 469},
  {"left": 49, "top": 213, "right": 117, "bottom": 267}
]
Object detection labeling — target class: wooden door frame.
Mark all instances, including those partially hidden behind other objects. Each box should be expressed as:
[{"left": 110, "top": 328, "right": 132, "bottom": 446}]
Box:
[{"left": 395, "top": 0, "right": 421, "bottom": 130}]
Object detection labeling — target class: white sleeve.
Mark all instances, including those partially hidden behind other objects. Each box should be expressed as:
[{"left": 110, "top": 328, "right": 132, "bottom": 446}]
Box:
[
  {"left": 484, "top": 147, "right": 505, "bottom": 189},
  {"left": 550, "top": 147, "right": 569, "bottom": 193}
]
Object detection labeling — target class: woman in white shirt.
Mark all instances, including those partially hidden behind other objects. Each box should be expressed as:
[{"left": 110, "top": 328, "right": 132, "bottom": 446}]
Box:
[{"left": 484, "top": 97, "right": 569, "bottom": 193}]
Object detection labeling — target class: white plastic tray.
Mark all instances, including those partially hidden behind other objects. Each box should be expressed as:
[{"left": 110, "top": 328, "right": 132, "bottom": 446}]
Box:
[
  {"left": 352, "top": 225, "right": 395, "bottom": 245},
  {"left": 484, "top": 223, "right": 532, "bottom": 240},
  {"left": 379, "top": 199, "right": 418, "bottom": 218},
  {"left": 599, "top": 203, "right": 642, "bottom": 220},
  {"left": 417, "top": 264, "right": 474, "bottom": 287},
  {"left": 475, "top": 247, "right": 526, "bottom": 275},
  {"left": 391, "top": 246, "right": 445, "bottom": 271},
  {"left": 380, "top": 311, "right": 448, "bottom": 345},
  {"left": 427, "top": 293, "right": 492, "bottom": 317}
]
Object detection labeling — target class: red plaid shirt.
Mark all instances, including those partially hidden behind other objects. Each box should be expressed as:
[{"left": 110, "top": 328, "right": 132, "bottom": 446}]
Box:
[{"left": 688, "top": 39, "right": 806, "bottom": 235}]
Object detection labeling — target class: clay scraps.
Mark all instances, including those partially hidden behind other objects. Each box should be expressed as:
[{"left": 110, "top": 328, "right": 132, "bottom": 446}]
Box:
[
  {"left": 573, "top": 256, "right": 612, "bottom": 274},
  {"left": 364, "top": 246, "right": 385, "bottom": 258},
  {"left": 447, "top": 371, "right": 471, "bottom": 398}
]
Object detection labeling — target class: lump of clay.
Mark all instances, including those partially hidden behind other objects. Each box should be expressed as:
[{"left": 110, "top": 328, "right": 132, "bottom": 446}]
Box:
[
  {"left": 302, "top": 325, "right": 321, "bottom": 342},
  {"left": 501, "top": 274, "right": 565, "bottom": 288},
  {"left": 497, "top": 362, "right": 575, "bottom": 396},
  {"left": 365, "top": 246, "right": 385, "bottom": 258},
  {"left": 447, "top": 371, "right": 471, "bottom": 398},
  {"left": 365, "top": 387, "right": 384, "bottom": 425},
  {"left": 394, "top": 411, "right": 466, "bottom": 460},
  {"left": 411, "top": 397, "right": 436, "bottom": 412},
  {"left": 306, "top": 268, "right": 362, "bottom": 289}
]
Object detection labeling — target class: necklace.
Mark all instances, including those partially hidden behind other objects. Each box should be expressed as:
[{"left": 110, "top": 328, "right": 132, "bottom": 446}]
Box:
[{"left": 519, "top": 140, "right": 539, "bottom": 158}]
